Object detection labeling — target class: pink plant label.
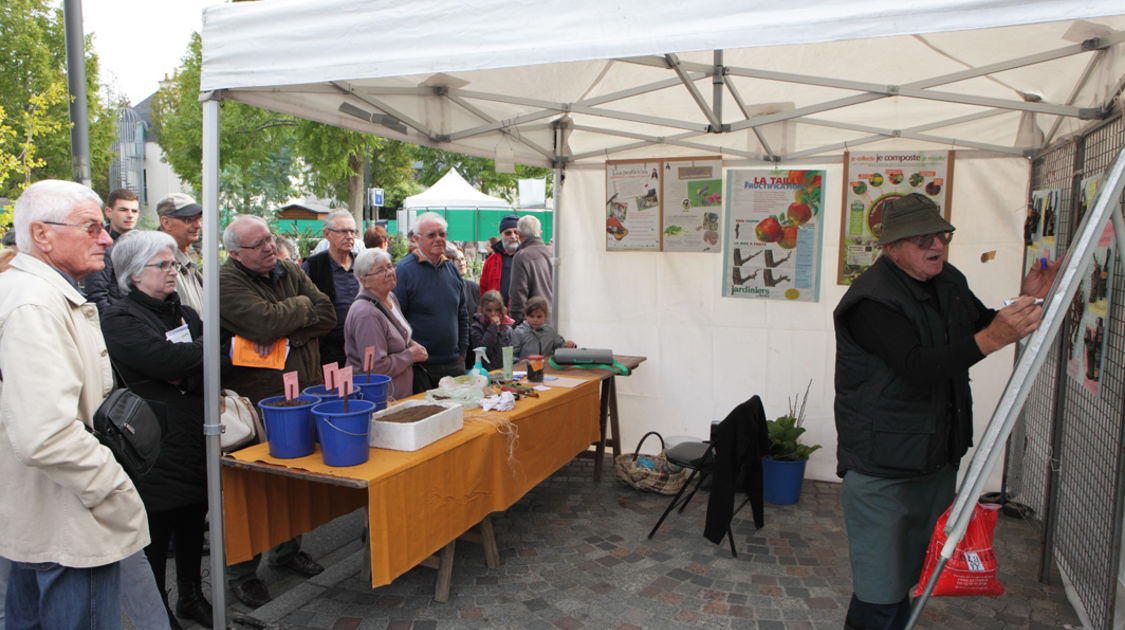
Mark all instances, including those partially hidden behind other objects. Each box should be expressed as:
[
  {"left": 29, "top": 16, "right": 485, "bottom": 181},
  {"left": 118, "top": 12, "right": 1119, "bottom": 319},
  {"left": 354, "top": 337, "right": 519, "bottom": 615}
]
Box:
[
  {"left": 337, "top": 365, "right": 353, "bottom": 397},
  {"left": 323, "top": 362, "right": 338, "bottom": 390},
  {"left": 283, "top": 371, "right": 299, "bottom": 400},
  {"left": 363, "top": 346, "right": 375, "bottom": 372}
]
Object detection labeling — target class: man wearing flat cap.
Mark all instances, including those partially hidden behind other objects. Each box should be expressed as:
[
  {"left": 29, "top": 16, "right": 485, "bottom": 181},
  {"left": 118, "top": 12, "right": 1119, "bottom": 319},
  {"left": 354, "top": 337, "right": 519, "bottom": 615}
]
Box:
[
  {"left": 157, "top": 192, "right": 205, "bottom": 314},
  {"left": 833, "top": 193, "right": 1057, "bottom": 630},
  {"left": 479, "top": 214, "right": 521, "bottom": 305}
]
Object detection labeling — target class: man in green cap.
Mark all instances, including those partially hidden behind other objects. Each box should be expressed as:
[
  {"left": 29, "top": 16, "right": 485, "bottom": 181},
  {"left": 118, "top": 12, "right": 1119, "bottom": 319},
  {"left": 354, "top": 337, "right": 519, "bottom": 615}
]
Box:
[{"left": 833, "top": 193, "right": 1056, "bottom": 629}]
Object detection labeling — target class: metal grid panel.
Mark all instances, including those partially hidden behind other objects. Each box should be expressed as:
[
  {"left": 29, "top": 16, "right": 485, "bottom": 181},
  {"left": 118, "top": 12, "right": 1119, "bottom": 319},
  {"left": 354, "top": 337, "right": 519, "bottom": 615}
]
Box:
[
  {"left": 1051, "top": 116, "right": 1125, "bottom": 630},
  {"left": 1014, "top": 142, "right": 1076, "bottom": 518}
]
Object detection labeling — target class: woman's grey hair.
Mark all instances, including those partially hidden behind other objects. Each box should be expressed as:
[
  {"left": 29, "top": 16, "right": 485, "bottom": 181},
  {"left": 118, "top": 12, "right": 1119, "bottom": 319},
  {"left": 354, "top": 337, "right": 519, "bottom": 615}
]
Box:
[
  {"left": 112, "top": 230, "right": 178, "bottom": 293},
  {"left": 274, "top": 235, "right": 299, "bottom": 261},
  {"left": 13, "top": 180, "right": 102, "bottom": 253},
  {"left": 353, "top": 247, "right": 393, "bottom": 281},
  {"left": 517, "top": 214, "right": 541, "bottom": 238},
  {"left": 222, "top": 215, "right": 269, "bottom": 252}
]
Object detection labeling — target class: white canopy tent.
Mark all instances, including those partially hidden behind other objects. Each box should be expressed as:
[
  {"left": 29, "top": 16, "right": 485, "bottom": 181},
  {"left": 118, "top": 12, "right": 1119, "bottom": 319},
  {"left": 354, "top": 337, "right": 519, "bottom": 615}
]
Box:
[
  {"left": 195, "top": 8, "right": 1125, "bottom": 618},
  {"left": 399, "top": 168, "right": 510, "bottom": 236}
]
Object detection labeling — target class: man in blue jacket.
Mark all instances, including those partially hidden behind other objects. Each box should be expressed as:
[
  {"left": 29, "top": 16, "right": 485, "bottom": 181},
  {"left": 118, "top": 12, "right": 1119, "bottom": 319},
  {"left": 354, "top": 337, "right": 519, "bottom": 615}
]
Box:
[{"left": 394, "top": 212, "right": 469, "bottom": 386}]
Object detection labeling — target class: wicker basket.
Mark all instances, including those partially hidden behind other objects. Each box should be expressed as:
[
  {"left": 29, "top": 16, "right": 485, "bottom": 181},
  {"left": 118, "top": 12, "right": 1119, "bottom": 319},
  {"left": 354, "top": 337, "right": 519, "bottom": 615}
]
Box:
[{"left": 614, "top": 431, "right": 688, "bottom": 495}]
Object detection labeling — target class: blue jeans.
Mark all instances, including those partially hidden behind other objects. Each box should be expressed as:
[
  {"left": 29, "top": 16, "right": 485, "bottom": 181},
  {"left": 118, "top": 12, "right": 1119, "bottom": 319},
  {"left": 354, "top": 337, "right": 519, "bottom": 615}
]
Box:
[
  {"left": 6, "top": 561, "right": 121, "bottom": 630},
  {"left": 119, "top": 552, "right": 169, "bottom": 630}
]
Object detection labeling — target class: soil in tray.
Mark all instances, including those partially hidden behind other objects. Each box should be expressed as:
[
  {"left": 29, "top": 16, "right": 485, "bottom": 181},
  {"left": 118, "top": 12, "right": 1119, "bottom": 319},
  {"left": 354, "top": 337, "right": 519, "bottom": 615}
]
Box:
[
  {"left": 376, "top": 404, "right": 447, "bottom": 424},
  {"left": 261, "top": 399, "right": 312, "bottom": 408}
]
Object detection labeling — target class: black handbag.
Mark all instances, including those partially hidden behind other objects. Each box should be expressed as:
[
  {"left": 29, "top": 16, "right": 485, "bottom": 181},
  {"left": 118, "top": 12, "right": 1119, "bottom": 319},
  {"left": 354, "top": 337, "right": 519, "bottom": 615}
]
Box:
[{"left": 91, "top": 386, "right": 162, "bottom": 480}]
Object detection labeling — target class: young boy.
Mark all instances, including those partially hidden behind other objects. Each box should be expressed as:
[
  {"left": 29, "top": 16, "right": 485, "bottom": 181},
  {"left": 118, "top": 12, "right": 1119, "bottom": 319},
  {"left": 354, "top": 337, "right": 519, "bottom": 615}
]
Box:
[{"left": 512, "top": 296, "right": 577, "bottom": 359}]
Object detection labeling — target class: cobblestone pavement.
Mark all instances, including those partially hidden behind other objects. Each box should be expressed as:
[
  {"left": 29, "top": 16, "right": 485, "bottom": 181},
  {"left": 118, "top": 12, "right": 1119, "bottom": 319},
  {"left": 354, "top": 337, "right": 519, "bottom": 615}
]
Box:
[{"left": 185, "top": 457, "right": 1080, "bottom": 630}]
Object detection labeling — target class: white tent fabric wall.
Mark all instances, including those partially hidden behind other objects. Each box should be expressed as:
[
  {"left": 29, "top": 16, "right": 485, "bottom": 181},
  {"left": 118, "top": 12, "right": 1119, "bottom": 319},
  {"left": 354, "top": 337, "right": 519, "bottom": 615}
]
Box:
[{"left": 557, "top": 158, "right": 1027, "bottom": 488}]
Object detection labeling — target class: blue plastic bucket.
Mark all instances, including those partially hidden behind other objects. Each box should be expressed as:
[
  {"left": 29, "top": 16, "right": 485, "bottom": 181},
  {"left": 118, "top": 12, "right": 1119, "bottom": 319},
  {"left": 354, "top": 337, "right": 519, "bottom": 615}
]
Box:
[
  {"left": 354, "top": 373, "right": 391, "bottom": 409},
  {"left": 303, "top": 384, "right": 363, "bottom": 401},
  {"left": 312, "top": 399, "right": 376, "bottom": 467},
  {"left": 257, "top": 395, "right": 319, "bottom": 459},
  {"left": 761, "top": 457, "right": 808, "bottom": 505}
]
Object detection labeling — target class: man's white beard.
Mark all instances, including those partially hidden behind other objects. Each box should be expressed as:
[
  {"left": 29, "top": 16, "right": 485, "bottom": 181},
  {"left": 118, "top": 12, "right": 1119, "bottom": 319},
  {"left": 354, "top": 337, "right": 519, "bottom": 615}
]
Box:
[{"left": 504, "top": 240, "right": 520, "bottom": 253}]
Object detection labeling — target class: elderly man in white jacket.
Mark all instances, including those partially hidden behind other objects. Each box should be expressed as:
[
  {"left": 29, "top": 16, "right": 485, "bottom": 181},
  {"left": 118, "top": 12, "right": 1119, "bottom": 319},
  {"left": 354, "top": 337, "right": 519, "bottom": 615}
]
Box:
[{"left": 0, "top": 180, "right": 149, "bottom": 629}]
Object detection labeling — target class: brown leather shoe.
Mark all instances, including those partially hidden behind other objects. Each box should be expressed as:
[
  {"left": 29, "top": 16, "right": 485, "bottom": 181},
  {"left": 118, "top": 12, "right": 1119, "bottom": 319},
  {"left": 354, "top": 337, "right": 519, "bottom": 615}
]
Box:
[
  {"left": 230, "top": 577, "right": 271, "bottom": 609},
  {"left": 280, "top": 550, "right": 324, "bottom": 577}
]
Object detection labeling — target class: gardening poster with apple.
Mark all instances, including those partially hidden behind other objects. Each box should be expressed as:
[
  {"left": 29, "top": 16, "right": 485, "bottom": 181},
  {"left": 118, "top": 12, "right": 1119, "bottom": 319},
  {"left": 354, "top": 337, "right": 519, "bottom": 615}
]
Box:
[
  {"left": 660, "top": 157, "right": 723, "bottom": 252},
  {"left": 1064, "top": 173, "right": 1113, "bottom": 396},
  {"left": 722, "top": 169, "right": 824, "bottom": 302},
  {"left": 605, "top": 159, "right": 662, "bottom": 251},
  {"left": 837, "top": 151, "right": 954, "bottom": 285}
]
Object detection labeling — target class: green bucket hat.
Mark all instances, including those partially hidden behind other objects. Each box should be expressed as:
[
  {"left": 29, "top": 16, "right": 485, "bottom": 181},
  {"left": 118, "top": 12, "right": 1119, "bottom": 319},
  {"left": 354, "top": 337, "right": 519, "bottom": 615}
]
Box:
[{"left": 878, "top": 193, "right": 955, "bottom": 244}]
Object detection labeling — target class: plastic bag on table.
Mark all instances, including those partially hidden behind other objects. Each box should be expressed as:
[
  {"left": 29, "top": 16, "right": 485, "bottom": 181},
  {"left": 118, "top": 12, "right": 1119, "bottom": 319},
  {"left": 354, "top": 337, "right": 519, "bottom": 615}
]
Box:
[
  {"left": 425, "top": 373, "right": 490, "bottom": 409},
  {"left": 912, "top": 502, "right": 1005, "bottom": 597}
]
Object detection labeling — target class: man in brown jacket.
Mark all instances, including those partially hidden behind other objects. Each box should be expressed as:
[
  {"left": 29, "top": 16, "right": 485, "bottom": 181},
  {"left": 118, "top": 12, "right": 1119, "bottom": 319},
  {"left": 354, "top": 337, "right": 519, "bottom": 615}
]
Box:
[
  {"left": 508, "top": 214, "right": 554, "bottom": 324},
  {"left": 219, "top": 214, "right": 336, "bottom": 607}
]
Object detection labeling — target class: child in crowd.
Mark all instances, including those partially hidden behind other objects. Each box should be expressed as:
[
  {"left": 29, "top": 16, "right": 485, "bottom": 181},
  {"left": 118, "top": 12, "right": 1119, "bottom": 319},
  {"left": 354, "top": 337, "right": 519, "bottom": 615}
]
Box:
[
  {"left": 470, "top": 290, "right": 513, "bottom": 370},
  {"left": 512, "top": 296, "right": 577, "bottom": 359}
]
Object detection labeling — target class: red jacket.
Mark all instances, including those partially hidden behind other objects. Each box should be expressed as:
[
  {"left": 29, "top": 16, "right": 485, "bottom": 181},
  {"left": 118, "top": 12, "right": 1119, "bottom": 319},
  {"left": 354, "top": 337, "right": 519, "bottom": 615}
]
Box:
[{"left": 479, "top": 242, "right": 515, "bottom": 304}]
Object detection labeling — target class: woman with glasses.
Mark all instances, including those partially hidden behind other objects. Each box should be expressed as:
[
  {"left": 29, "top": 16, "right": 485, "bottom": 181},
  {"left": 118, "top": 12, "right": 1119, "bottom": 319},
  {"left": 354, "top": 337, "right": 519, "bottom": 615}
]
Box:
[
  {"left": 100, "top": 230, "right": 229, "bottom": 629},
  {"left": 344, "top": 248, "right": 428, "bottom": 399}
]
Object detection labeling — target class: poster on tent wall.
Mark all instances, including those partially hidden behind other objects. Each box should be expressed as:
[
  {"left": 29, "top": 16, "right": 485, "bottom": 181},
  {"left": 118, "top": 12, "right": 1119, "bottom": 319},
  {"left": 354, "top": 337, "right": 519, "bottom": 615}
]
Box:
[
  {"left": 722, "top": 169, "right": 824, "bottom": 301},
  {"left": 837, "top": 151, "right": 954, "bottom": 285},
  {"left": 1065, "top": 173, "right": 1114, "bottom": 397},
  {"left": 1025, "top": 188, "right": 1061, "bottom": 274},
  {"left": 660, "top": 157, "right": 723, "bottom": 252},
  {"left": 606, "top": 159, "right": 662, "bottom": 251}
]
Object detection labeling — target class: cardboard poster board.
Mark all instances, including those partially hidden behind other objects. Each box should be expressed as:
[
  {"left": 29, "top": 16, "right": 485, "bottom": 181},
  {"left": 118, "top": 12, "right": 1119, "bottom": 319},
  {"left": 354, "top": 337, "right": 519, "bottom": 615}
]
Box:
[
  {"left": 1065, "top": 174, "right": 1114, "bottom": 396},
  {"left": 660, "top": 157, "right": 723, "bottom": 252},
  {"left": 722, "top": 169, "right": 825, "bottom": 301},
  {"left": 837, "top": 151, "right": 954, "bottom": 285},
  {"left": 605, "top": 159, "right": 662, "bottom": 251}
]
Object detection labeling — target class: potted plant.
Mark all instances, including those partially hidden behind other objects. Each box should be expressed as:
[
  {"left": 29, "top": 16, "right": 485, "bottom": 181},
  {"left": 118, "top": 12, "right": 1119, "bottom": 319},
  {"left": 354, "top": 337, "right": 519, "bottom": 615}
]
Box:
[{"left": 763, "top": 381, "right": 821, "bottom": 505}]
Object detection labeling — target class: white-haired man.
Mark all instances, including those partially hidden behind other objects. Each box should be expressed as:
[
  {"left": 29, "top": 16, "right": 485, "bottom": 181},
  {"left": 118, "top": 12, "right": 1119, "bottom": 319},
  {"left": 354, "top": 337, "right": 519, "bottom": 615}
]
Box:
[
  {"left": 392, "top": 211, "right": 470, "bottom": 388},
  {"left": 301, "top": 209, "right": 360, "bottom": 367},
  {"left": 0, "top": 180, "right": 149, "bottom": 628},
  {"left": 507, "top": 214, "right": 553, "bottom": 323}
]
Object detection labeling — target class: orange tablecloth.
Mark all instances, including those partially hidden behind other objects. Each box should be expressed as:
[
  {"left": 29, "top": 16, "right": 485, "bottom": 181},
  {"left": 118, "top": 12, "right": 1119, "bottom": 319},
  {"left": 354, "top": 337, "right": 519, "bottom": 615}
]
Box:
[{"left": 222, "top": 376, "right": 600, "bottom": 587}]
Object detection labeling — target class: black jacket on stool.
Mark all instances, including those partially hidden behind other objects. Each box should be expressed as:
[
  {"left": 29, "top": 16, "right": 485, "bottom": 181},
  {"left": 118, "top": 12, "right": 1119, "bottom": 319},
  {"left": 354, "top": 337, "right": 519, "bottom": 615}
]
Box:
[{"left": 704, "top": 396, "right": 769, "bottom": 543}]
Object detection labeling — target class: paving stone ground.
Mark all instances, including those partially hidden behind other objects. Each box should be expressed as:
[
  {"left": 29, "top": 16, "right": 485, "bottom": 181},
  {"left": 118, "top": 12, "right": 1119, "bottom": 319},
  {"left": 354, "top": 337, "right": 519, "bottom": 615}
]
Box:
[{"left": 173, "top": 456, "right": 1081, "bottom": 630}]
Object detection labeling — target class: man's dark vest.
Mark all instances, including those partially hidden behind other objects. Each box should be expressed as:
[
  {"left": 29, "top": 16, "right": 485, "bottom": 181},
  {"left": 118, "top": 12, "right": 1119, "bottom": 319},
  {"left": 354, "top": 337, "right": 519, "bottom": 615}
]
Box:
[
  {"left": 833, "top": 255, "right": 977, "bottom": 479},
  {"left": 304, "top": 251, "right": 337, "bottom": 302}
]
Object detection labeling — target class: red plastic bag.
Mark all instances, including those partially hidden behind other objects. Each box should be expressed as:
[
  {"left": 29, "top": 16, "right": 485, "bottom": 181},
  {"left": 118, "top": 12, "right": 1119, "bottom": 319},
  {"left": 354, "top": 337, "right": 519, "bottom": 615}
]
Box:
[{"left": 912, "top": 503, "right": 1005, "bottom": 597}]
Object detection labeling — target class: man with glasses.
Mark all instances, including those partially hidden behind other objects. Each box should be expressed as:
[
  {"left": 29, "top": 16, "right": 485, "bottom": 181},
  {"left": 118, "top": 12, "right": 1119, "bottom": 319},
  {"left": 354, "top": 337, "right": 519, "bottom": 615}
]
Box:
[
  {"left": 0, "top": 180, "right": 149, "bottom": 628},
  {"left": 301, "top": 209, "right": 360, "bottom": 367},
  {"left": 833, "top": 193, "right": 1057, "bottom": 630},
  {"left": 393, "top": 212, "right": 470, "bottom": 388},
  {"left": 84, "top": 188, "right": 141, "bottom": 312},
  {"left": 219, "top": 215, "right": 336, "bottom": 608},
  {"left": 480, "top": 214, "right": 521, "bottom": 306},
  {"left": 155, "top": 193, "right": 205, "bottom": 315}
]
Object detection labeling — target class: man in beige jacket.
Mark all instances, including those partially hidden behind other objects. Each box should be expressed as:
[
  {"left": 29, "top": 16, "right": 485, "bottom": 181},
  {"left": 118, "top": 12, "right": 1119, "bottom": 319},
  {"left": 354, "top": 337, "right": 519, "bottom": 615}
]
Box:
[{"left": 0, "top": 180, "right": 149, "bottom": 629}]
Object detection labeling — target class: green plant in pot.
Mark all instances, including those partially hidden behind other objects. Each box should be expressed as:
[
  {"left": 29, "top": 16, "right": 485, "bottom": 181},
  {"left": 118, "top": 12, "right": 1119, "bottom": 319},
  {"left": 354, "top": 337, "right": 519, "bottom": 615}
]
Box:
[{"left": 763, "top": 381, "right": 821, "bottom": 504}]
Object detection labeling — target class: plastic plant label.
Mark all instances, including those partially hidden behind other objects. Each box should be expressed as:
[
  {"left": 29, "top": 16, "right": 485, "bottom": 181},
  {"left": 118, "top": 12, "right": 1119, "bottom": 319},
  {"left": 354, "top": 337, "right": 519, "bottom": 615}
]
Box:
[
  {"left": 283, "top": 371, "right": 299, "bottom": 400},
  {"left": 337, "top": 366, "right": 354, "bottom": 397},
  {"left": 323, "top": 362, "right": 339, "bottom": 390},
  {"left": 364, "top": 346, "right": 375, "bottom": 372}
]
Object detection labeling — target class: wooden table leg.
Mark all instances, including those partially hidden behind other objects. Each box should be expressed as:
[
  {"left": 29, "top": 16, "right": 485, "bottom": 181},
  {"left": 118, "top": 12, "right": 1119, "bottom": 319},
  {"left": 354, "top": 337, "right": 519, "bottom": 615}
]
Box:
[
  {"left": 434, "top": 540, "right": 455, "bottom": 602},
  {"left": 606, "top": 375, "right": 622, "bottom": 460},
  {"left": 593, "top": 377, "right": 612, "bottom": 481},
  {"left": 478, "top": 515, "right": 500, "bottom": 569}
]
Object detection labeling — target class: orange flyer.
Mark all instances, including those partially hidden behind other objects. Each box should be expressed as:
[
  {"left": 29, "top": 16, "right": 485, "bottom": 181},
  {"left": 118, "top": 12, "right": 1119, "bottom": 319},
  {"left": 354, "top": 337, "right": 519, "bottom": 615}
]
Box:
[{"left": 231, "top": 336, "right": 288, "bottom": 370}]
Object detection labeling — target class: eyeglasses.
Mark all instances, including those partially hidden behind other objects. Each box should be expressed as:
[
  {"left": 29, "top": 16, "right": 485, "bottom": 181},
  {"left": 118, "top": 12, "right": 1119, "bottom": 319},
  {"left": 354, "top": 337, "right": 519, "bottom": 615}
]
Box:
[
  {"left": 419, "top": 230, "right": 447, "bottom": 239},
  {"left": 326, "top": 228, "right": 358, "bottom": 236},
  {"left": 145, "top": 260, "right": 184, "bottom": 273},
  {"left": 907, "top": 231, "right": 953, "bottom": 248},
  {"left": 42, "top": 220, "right": 106, "bottom": 238},
  {"left": 170, "top": 214, "right": 202, "bottom": 224},
  {"left": 365, "top": 266, "right": 395, "bottom": 278},
  {"left": 241, "top": 236, "right": 275, "bottom": 251}
]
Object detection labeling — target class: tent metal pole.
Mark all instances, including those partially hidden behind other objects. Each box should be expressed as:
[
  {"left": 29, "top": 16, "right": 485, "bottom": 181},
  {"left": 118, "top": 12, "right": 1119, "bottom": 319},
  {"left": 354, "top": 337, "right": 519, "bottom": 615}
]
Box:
[
  {"left": 551, "top": 121, "right": 565, "bottom": 330},
  {"left": 200, "top": 93, "right": 228, "bottom": 630},
  {"left": 905, "top": 146, "right": 1125, "bottom": 629}
]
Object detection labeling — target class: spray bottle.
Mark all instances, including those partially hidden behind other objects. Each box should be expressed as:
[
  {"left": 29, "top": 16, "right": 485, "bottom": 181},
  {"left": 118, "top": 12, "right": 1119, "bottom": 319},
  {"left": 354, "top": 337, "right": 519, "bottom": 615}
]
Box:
[{"left": 470, "top": 346, "right": 490, "bottom": 378}]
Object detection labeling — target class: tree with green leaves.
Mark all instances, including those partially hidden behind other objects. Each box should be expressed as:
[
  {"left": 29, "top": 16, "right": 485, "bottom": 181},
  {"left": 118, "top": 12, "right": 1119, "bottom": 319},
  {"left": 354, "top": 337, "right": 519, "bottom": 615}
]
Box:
[
  {"left": 150, "top": 33, "right": 299, "bottom": 217},
  {"left": 0, "top": 0, "right": 117, "bottom": 200}
]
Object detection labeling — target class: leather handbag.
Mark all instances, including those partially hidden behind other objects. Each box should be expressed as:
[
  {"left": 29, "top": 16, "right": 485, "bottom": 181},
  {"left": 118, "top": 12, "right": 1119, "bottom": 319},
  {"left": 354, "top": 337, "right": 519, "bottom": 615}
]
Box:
[
  {"left": 220, "top": 389, "right": 264, "bottom": 451},
  {"left": 92, "top": 388, "right": 162, "bottom": 479}
]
